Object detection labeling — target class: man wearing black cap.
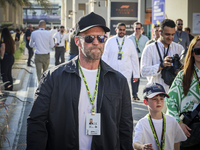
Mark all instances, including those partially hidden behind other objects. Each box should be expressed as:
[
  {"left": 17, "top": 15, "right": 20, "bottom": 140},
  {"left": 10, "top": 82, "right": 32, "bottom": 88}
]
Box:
[{"left": 27, "top": 12, "right": 133, "bottom": 150}]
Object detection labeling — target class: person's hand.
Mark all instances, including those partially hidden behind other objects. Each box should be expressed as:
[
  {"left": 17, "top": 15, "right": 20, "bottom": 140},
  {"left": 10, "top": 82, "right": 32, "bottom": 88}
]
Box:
[
  {"left": 133, "top": 78, "right": 139, "bottom": 82},
  {"left": 163, "top": 56, "right": 172, "bottom": 67},
  {"left": 142, "top": 143, "right": 153, "bottom": 150},
  {"left": 179, "top": 122, "right": 191, "bottom": 137}
]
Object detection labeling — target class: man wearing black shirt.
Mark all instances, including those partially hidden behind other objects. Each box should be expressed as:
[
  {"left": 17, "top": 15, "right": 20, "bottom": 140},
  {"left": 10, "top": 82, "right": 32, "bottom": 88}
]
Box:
[
  {"left": 25, "top": 24, "right": 33, "bottom": 67},
  {"left": 15, "top": 28, "right": 21, "bottom": 50}
]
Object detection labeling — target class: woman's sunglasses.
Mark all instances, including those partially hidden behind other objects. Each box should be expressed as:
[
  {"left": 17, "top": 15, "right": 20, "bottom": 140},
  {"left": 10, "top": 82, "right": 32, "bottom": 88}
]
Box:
[
  {"left": 77, "top": 35, "right": 108, "bottom": 43},
  {"left": 193, "top": 48, "right": 200, "bottom": 55}
]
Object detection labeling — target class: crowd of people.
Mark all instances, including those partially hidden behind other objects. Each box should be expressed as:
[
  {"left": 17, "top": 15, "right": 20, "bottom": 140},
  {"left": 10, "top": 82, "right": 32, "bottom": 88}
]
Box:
[{"left": 0, "top": 11, "right": 199, "bottom": 150}]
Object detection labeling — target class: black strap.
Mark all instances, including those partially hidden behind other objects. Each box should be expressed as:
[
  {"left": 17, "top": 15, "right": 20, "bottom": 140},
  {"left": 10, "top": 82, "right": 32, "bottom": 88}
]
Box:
[
  {"left": 155, "top": 42, "right": 163, "bottom": 63},
  {"left": 190, "top": 70, "right": 200, "bottom": 120},
  {"left": 191, "top": 104, "right": 200, "bottom": 119}
]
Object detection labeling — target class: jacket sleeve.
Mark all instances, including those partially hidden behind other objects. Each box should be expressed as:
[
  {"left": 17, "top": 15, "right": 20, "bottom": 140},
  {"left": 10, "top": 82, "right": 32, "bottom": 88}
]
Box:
[
  {"left": 27, "top": 71, "right": 53, "bottom": 150},
  {"left": 119, "top": 78, "right": 133, "bottom": 150}
]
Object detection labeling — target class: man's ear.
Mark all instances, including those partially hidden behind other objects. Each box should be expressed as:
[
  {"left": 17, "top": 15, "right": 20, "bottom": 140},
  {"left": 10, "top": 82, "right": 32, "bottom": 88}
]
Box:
[
  {"left": 74, "top": 37, "right": 79, "bottom": 46},
  {"left": 143, "top": 99, "right": 148, "bottom": 105}
]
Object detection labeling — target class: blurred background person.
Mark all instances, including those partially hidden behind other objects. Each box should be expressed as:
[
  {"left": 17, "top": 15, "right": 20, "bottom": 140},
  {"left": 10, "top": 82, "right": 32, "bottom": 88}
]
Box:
[
  {"left": 53, "top": 25, "right": 69, "bottom": 65},
  {"left": 185, "top": 27, "right": 194, "bottom": 42},
  {"left": 173, "top": 19, "right": 190, "bottom": 50},
  {"left": 0, "top": 27, "right": 16, "bottom": 91},
  {"left": 145, "top": 25, "right": 160, "bottom": 46},
  {"left": 68, "top": 27, "right": 79, "bottom": 60},
  {"left": 15, "top": 28, "right": 21, "bottom": 50},
  {"left": 25, "top": 24, "right": 34, "bottom": 67}
]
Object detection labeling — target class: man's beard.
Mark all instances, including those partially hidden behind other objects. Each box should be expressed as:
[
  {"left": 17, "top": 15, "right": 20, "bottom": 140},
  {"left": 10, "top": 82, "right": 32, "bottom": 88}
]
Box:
[
  {"left": 118, "top": 33, "right": 125, "bottom": 38},
  {"left": 177, "top": 27, "right": 182, "bottom": 31},
  {"left": 61, "top": 30, "right": 64, "bottom": 33}
]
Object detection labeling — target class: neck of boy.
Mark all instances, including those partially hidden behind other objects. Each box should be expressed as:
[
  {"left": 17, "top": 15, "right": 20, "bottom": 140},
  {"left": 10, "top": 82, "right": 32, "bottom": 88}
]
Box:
[{"left": 149, "top": 111, "right": 163, "bottom": 119}]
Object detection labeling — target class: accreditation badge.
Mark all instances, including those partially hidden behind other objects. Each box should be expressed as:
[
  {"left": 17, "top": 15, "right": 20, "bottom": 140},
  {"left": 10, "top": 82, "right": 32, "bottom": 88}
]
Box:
[
  {"left": 118, "top": 51, "right": 123, "bottom": 60},
  {"left": 86, "top": 113, "right": 101, "bottom": 135}
]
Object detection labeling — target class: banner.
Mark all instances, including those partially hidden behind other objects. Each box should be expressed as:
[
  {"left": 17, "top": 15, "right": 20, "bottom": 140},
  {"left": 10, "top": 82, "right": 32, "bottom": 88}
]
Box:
[
  {"left": 111, "top": 2, "right": 138, "bottom": 18},
  {"left": 152, "top": 0, "right": 165, "bottom": 25}
]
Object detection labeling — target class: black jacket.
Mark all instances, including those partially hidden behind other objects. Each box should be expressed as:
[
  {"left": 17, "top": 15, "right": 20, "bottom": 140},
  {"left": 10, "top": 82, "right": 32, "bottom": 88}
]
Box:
[{"left": 27, "top": 57, "right": 133, "bottom": 150}]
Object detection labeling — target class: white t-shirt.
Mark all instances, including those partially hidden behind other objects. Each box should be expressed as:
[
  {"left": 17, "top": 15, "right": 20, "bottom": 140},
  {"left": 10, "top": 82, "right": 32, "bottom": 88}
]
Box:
[
  {"left": 53, "top": 32, "right": 69, "bottom": 47},
  {"left": 78, "top": 67, "right": 98, "bottom": 150},
  {"left": 133, "top": 114, "right": 187, "bottom": 150}
]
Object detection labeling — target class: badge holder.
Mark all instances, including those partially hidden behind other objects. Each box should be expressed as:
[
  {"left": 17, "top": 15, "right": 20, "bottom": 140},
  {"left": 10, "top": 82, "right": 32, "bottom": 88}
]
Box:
[
  {"left": 118, "top": 51, "right": 123, "bottom": 60},
  {"left": 86, "top": 112, "right": 101, "bottom": 136}
]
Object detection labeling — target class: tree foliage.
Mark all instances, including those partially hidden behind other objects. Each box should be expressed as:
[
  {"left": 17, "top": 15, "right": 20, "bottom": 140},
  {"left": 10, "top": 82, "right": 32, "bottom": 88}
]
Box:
[{"left": 0, "top": 0, "right": 50, "bottom": 9}]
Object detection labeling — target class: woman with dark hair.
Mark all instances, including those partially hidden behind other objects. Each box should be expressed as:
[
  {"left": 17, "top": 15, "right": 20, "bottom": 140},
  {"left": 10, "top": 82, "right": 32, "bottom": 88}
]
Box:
[
  {"left": 0, "top": 27, "right": 16, "bottom": 91},
  {"left": 166, "top": 36, "right": 200, "bottom": 149}
]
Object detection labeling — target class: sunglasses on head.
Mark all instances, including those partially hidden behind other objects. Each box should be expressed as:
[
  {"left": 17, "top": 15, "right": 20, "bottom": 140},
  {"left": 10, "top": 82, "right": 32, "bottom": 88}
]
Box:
[
  {"left": 193, "top": 48, "right": 200, "bottom": 55},
  {"left": 77, "top": 35, "right": 108, "bottom": 43},
  {"left": 178, "top": 24, "right": 183, "bottom": 26}
]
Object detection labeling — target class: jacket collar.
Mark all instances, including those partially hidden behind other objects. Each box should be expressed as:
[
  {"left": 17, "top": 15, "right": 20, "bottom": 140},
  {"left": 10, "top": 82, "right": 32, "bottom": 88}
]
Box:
[{"left": 64, "top": 56, "right": 115, "bottom": 75}]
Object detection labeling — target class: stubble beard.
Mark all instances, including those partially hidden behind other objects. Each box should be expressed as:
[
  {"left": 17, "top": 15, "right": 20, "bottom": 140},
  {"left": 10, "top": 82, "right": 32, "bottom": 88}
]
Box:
[{"left": 80, "top": 42, "right": 103, "bottom": 62}]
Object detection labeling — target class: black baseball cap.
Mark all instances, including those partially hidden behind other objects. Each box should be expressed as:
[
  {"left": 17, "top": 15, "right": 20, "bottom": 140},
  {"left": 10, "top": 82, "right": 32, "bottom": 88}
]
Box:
[
  {"left": 143, "top": 83, "right": 169, "bottom": 99},
  {"left": 76, "top": 12, "right": 110, "bottom": 36}
]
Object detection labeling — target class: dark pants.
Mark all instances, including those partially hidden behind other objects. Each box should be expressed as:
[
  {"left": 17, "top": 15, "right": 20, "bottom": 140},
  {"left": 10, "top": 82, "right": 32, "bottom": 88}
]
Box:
[
  {"left": 27, "top": 45, "right": 33, "bottom": 66},
  {"left": 131, "top": 57, "right": 140, "bottom": 98},
  {"left": 1, "top": 54, "right": 14, "bottom": 91},
  {"left": 131, "top": 76, "right": 140, "bottom": 97},
  {"left": 55, "top": 47, "right": 65, "bottom": 65}
]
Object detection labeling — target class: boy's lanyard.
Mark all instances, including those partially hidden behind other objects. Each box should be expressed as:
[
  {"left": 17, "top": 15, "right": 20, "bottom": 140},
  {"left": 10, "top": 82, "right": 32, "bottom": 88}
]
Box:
[
  {"left": 116, "top": 37, "right": 125, "bottom": 52},
  {"left": 78, "top": 61, "right": 100, "bottom": 115},
  {"left": 148, "top": 113, "right": 166, "bottom": 150}
]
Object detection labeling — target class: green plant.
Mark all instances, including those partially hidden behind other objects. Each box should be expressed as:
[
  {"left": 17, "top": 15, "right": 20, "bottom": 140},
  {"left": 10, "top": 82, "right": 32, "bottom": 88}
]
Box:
[{"left": 14, "top": 40, "right": 25, "bottom": 60}]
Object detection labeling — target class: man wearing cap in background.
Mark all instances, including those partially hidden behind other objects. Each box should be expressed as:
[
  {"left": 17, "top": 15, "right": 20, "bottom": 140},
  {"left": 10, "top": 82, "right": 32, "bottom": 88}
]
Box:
[
  {"left": 27, "top": 12, "right": 133, "bottom": 150},
  {"left": 53, "top": 25, "right": 69, "bottom": 65},
  {"left": 25, "top": 24, "right": 34, "bottom": 67}
]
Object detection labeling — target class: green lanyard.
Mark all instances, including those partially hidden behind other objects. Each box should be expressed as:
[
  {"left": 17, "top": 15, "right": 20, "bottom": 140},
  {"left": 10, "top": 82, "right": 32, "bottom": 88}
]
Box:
[
  {"left": 116, "top": 37, "right": 125, "bottom": 52},
  {"left": 135, "top": 36, "right": 141, "bottom": 48},
  {"left": 148, "top": 113, "right": 166, "bottom": 150},
  {"left": 78, "top": 61, "right": 101, "bottom": 115}
]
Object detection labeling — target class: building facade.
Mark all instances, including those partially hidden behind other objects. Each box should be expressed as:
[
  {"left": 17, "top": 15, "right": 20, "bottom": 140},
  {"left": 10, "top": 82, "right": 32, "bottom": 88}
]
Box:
[{"left": 0, "top": 2, "right": 23, "bottom": 29}]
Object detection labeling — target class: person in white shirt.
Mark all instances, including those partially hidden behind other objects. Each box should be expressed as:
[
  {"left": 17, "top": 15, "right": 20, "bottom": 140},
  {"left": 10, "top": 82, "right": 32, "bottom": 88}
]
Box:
[
  {"left": 29, "top": 20, "right": 55, "bottom": 82},
  {"left": 141, "top": 19, "right": 184, "bottom": 112},
  {"left": 50, "top": 26, "right": 57, "bottom": 37},
  {"left": 133, "top": 83, "right": 187, "bottom": 150},
  {"left": 128, "top": 22, "right": 149, "bottom": 101},
  {"left": 102, "top": 22, "right": 140, "bottom": 94},
  {"left": 53, "top": 25, "right": 69, "bottom": 65}
]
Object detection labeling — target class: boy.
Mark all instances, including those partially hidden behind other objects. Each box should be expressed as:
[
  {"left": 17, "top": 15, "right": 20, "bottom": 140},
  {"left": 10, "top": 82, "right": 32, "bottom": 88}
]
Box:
[{"left": 133, "top": 83, "right": 187, "bottom": 150}]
